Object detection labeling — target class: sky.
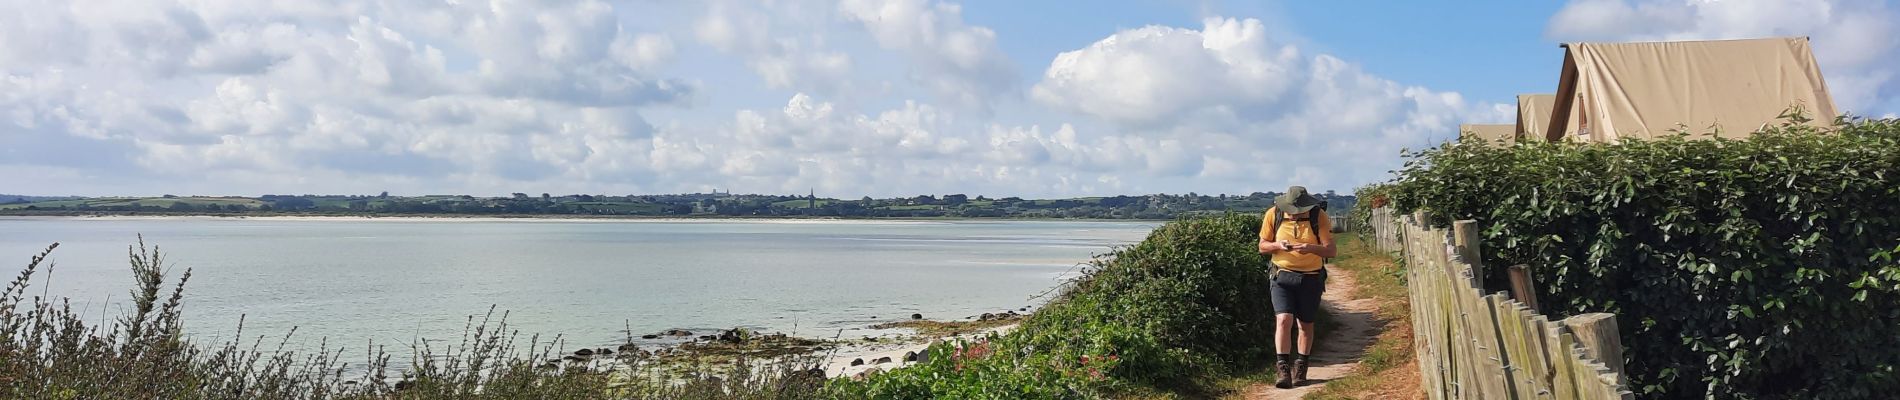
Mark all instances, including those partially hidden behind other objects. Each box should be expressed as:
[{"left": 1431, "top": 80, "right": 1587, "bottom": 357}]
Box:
[{"left": 4, "top": 0, "right": 1898, "bottom": 198}]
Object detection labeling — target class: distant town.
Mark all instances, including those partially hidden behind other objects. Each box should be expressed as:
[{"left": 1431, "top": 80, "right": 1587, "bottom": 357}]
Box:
[{"left": 0, "top": 191, "right": 1356, "bottom": 220}]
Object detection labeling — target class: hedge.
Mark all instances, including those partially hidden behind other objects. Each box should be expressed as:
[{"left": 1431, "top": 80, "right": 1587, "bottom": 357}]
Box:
[{"left": 1385, "top": 116, "right": 1900, "bottom": 399}]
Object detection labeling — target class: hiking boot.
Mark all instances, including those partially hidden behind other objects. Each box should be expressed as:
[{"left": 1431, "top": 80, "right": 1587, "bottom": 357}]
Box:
[
  {"left": 1274, "top": 360, "right": 1294, "bottom": 389},
  {"left": 1293, "top": 358, "right": 1310, "bottom": 386}
]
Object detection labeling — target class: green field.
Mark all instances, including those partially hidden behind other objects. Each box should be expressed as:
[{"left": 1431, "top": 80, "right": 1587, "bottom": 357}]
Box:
[{"left": 0, "top": 197, "right": 266, "bottom": 210}]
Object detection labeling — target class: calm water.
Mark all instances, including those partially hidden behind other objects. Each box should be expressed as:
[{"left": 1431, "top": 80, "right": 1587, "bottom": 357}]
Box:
[{"left": 0, "top": 217, "right": 1154, "bottom": 360}]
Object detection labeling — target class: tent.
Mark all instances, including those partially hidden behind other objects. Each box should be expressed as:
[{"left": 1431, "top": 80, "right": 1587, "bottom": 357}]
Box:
[
  {"left": 1460, "top": 124, "right": 1517, "bottom": 144},
  {"left": 1546, "top": 37, "right": 1837, "bottom": 142},
  {"left": 1516, "top": 94, "right": 1554, "bottom": 139}
]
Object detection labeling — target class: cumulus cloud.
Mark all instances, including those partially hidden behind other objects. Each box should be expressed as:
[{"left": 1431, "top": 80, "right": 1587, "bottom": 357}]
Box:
[
  {"left": 4, "top": 1, "right": 1495, "bottom": 198},
  {"left": 694, "top": 1, "right": 856, "bottom": 96},
  {"left": 838, "top": 0, "right": 1019, "bottom": 110},
  {"left": 1030, "top": 17, "right": 1508, "bottom": 189},
  {"left": 1547, "top": 0, "right": 1900, "bottom": 114},
  {"left": 1, "top": 0, "right": 690, "bottom": 195}
]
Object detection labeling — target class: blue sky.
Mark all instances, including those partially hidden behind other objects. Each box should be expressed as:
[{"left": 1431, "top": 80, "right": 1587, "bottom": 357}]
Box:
[{"left": 3, "top": 0, "right": 1897, "bottom": 198}]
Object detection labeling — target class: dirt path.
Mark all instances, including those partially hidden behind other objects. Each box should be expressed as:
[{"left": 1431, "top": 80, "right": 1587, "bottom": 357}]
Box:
[{"left": 1244, "top": 266, "right": 1382, "bottom": 399}]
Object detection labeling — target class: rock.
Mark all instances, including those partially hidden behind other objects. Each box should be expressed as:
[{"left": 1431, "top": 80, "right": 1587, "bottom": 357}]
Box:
[
  {"left": 794, "top": 368, "right": 826, "bottom": 381},
  {"left": 979, "top": 313, "right": 995, "bottom": 321},
  {"left": 874, "top": 356, "right": 892, "bottom": 364},
  {"left": 915, "top": 350, "right": 930, "bottom": 363},
  {"left": 343, "top": 380, "right": 359, "bottom": 385},
  {"left": 574, "top": 348, "right": 594, "bottom": 357},
  {"left": 903, "top": 351, "right": 919, "bottom": 362},
  {"left": 664, "top": 329, "right": 693, "bottom": 337},
  {"left": 641, "top": 334, "right": 659, "bottom": 339},
  {"left": 864, "top": 337, "right": 880, "bottom": 342},
  {"left": 597, "top": 348, "right": 613, "bottom": 355},
  {"left": 394, "top": 380, "right": 414, "bottom": 391},
  {"left": 911, "top": 313, "right": 923, "bottom": 320},
  {"left": 850, "top": 358, "right": 865, "bottom": 366},
  {"left": 698, "top": 334, "right": 716, "bottom": 341},
  {"left": 618, "top": 343, "right": 639, "bottom": 353},
  {"left": 563, "top": 355, "right": 586, "bottom": 362},
  {"left": 717, "top": 328, "right": 748, "bottom": 343},
  {"left": 1019, "top": 307, "right": 1029, "bottom": 312}
]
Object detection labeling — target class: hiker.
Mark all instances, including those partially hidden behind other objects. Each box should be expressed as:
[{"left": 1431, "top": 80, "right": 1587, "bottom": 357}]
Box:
[{"left": 1257, "top": 186, "right": 1336, "bottom": 389}]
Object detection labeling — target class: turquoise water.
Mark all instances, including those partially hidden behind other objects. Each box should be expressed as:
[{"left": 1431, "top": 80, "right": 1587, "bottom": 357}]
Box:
[{"left": 0, "top": 217, "right": 1154, "bottom": 360}]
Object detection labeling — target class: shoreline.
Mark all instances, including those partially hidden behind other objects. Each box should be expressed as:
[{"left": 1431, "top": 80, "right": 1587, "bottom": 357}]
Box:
[{"left": 0, "top": 212, "right": 1175, "bottom": 224}]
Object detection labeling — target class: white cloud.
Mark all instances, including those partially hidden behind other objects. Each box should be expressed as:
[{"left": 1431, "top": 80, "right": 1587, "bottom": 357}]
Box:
[
  {"left": 838, "top": 0, "right": 1019, "bottom": 110},
  {"left": 1033, "top": 18, "right": 1301, "bottom": 126},
  {"left": 4, "top": 2, "right": 1498, "bottom": 198},
  {"left": 694, "top": 1, "right": 856, "bottom": 96},
  {"left": 1028, "top": 17, "right": 1507, "bottom": 190},
  {"left": 1547, "top": 0, "right": 1900, "bottom": 114}
]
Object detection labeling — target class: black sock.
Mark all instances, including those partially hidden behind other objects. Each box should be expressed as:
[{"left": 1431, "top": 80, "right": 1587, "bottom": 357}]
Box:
[
  {"left": 1298, "top": 354, "right": 1311, "bottom": 363},
  {"left": 1278, "top": 353, "right": 1292, "bottom": 362}
]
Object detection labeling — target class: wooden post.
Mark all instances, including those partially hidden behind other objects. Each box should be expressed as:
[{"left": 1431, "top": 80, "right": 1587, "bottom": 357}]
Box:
[
  {"left": 1561, "top": 313, "right": 1627, "bottom": 385},
  {"left": 1452, "top": 220, "right": 1484, "bottom": 288},
  {"left": 1508, "top": 264, "right": 1540, "bottom": 313}
]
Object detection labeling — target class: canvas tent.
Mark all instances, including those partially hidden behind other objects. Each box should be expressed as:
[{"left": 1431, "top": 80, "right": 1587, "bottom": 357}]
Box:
[
  {"left": 1547, "top": 37, "right": 1837, "bottom": 142},
  {"left": 1516, "top": 94, "right": 1554, "bottom": 139},
  {"left": 1460, "top": 124, "right": 1516, "bottom": 144}
]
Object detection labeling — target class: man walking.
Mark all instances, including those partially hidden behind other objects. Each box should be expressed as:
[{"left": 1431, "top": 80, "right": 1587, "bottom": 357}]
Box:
[{"left": 1257, "top": 186, "right": 1336, "bottom": 389}]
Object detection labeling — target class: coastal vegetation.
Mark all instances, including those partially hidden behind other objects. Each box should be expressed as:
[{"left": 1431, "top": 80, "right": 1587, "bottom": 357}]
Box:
[
  {"left": 0, "top": 192, "right": 1355, "bottom": 220},
  {"left": 1379, "top": 116, "right": 1900, "bottom": 398},
  {"left": 825, "top": 213, "right": 1277, "bottom": 398},
  {"left": 3, "top": 213, "right": 1298, "bottom": 398}
]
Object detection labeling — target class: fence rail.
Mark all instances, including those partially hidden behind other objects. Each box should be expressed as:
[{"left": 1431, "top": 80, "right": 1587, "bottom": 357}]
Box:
[{"left": 1365, "top": 208, "right": 1631, "bottom": 400}]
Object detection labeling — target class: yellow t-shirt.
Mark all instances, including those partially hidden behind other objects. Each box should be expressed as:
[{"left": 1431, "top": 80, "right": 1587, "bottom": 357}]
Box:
[{"left": 1259, "top": 207, "right": 1333, "bottom": 272}]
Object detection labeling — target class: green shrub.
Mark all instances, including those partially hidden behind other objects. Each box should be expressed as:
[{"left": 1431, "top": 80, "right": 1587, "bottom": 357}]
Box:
[
  {"left": 827, "top": 213, "right": 1276, "bottom": 398},
  {"left": 1386, "top": 116, "right": 1900, "bottom": 399}
]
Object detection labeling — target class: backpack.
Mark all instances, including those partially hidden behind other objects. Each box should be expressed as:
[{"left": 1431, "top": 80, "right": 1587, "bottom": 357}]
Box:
[{"left": 1269, "top": 205, "right": 1325, "bottom": 241}]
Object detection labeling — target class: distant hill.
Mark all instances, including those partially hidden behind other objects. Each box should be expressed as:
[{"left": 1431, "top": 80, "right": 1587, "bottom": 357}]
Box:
[
  {"left": 0, "top": 194, "right": 81, "bottom": 204},
  {"left": 0, "top": 192, "right": 1357, "bottom": 220}
]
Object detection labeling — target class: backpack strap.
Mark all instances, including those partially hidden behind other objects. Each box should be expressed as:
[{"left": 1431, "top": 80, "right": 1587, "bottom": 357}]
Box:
[
  {"left": 1269, "top": 207, "right": 1284, "bottom": 241},
  {"left": 1308, "top": 209, "right": 1323, "bottom": 239}
]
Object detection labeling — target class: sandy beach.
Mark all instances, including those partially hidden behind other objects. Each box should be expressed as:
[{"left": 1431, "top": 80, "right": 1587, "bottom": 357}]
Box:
[{"left": 822, "top": 324, "right": 1018, "bottom": 378}]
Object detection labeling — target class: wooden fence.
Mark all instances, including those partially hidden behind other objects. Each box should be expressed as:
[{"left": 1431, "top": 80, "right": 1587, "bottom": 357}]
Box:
[{"left": 1364, "top": 208, "right": 1632, "bottom": 399}]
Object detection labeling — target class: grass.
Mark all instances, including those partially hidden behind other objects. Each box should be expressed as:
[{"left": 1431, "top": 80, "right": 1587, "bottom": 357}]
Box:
[
  {"left": 1304, "top": 234, "right": 1421, "bottom": 400},
  {"left": 0, "top": 239, "right": 829, "bottom": 399}
]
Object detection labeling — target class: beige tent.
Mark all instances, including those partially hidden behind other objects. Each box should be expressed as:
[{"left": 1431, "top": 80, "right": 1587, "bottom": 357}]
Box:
[
  {"left": 1547, "top": 37, "right": 1837, "bottom": 142},
  {"left": 1516, "top": 94, "right": 1554, "bottom": 139},
  {"left": 1460, "top": 124, "right": 1516, "bottom": 144}
]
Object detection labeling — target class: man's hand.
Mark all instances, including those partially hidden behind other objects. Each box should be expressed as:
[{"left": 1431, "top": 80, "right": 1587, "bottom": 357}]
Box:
[
  {"left": 1286, "top": 242, "right": 1308, "bottom": 253},
  {"left": 1258, "top": 238, "right": 1285, "bottom": 254}
]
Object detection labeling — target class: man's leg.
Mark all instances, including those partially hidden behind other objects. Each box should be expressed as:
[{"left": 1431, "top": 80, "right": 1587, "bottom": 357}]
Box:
[
  {"left": 1291, "top": 270, "right": 1326, "bottom": 385},
  {"left": 1297, "top": 320, "right": 1317, "bottom": 355},
  {"left": 1276, "top": 313, "right": 1297, "bottom": 354},
  {"left": 1270, "top": 272, "right": 1298, "bottom": 389}
]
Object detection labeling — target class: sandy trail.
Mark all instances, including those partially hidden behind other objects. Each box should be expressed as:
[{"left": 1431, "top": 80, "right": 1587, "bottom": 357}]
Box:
[{"left": 1245, "top": 266, "right": 1381, "bottom": 400}]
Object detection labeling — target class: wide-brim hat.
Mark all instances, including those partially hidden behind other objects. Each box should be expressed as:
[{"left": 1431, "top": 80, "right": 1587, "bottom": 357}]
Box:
[{"left": 1275, "top": 186, "right": 1322, "bottom": 214}]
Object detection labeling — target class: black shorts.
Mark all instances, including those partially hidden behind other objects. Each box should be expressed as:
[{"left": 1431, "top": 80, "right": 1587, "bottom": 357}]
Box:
[{"left": 1270, "top": 268, "right": 1327, "bottom": 323}]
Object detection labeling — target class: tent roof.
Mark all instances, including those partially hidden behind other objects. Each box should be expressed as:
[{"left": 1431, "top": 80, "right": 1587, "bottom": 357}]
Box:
[
  {"left": 1516, "top": 94, "right": 1555, "bottom": 139},
  {"left": 1460, "top": 124, "right": 1517, "bottom": 144},
  {"left": 1546, "top": 37, "right": 1837, "bottom": 142}
]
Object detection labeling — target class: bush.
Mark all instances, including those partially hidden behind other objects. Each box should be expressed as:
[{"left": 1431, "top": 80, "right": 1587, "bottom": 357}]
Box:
[
  {"left": 1386, "top": 116, "right": 1900, "bottom": 399},
  {"left": 827, "top": 213, "right": 1276, "bottom": 398}
]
